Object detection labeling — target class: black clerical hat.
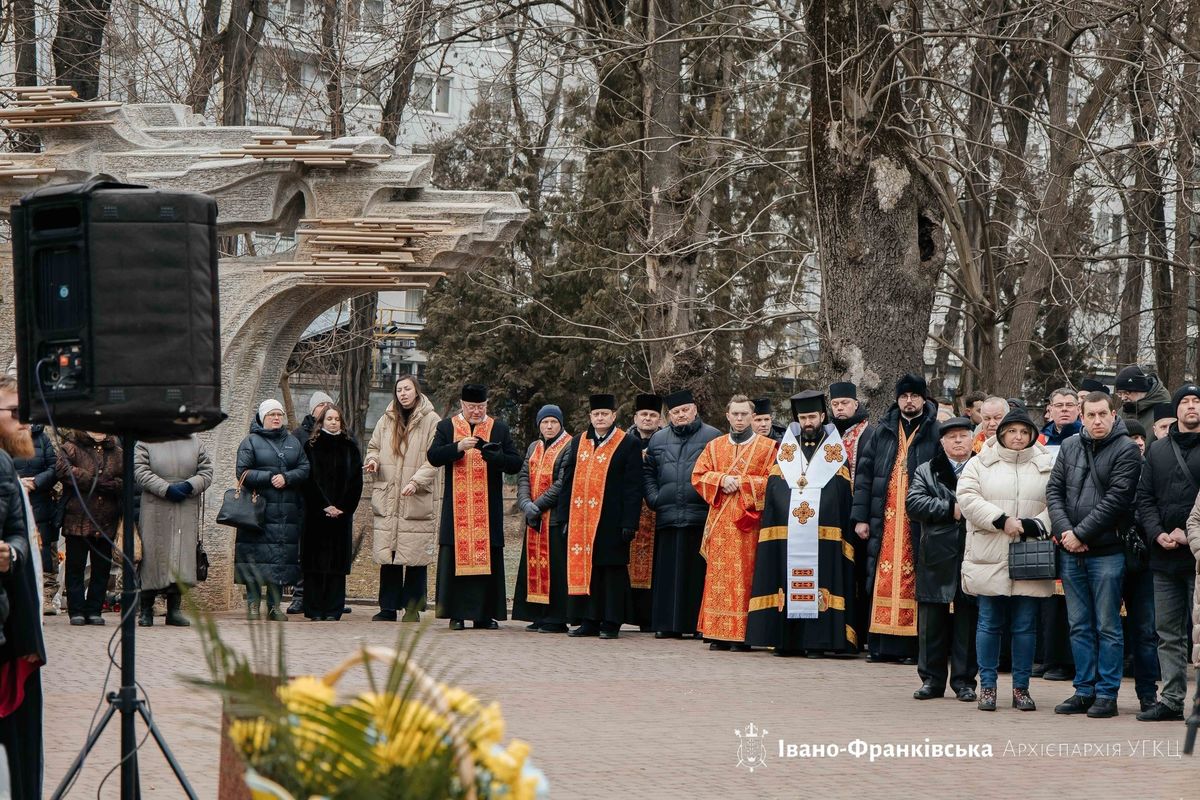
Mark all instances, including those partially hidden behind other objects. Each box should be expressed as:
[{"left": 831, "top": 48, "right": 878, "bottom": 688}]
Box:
[
  {"left": 461, "top": 383, "right": 488, "bottom": 403},
  {"left": 589, "top": 394, "right": 617, "bottom": 411},
  {"left": 790, "top": 390, "right": 827, "bottom": 417},
  {"left": 664, "top": 389, "right": 695, "bottom": 409},
  {"left": 829, "top": 382, "right": 857, "bottom": 400},
  {"left": 1153, "top": 402, "right": 1176, "bottom": 422},
  {"left": 634, "top": 393, "right": 662, "bottom": 413},
  {"left": 752, "top": 397, "right": 772, "bottom": 415},
  {"left": 1079, "top": 378, "right": 1109, "bottom": 395}
]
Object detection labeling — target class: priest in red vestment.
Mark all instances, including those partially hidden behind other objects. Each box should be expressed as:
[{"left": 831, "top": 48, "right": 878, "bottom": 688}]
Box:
[
  {"left": 427, "top": 383, "right": 521, "bottom": 630},
  {"left": 560, "top": 394, "right": 644, "bottom": 639},
  {"left": 692, "top": 395, "right": 776, "bottom": 650}
]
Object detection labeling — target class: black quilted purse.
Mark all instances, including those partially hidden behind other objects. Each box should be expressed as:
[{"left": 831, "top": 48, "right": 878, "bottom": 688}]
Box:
[{"left": 1009, "top": 519, "right": 1057, "bottom": 580}]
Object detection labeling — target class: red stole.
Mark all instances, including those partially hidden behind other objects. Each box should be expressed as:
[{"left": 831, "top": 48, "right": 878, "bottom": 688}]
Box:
[
  {"left": 869, "top": 424, "right": 919, "bottom": 636},
  {"left": 629, "top": 501, "right": 656, "bottom": 589},
  {"left": 524, "top": 432, "right": 572, "bottom": 603},
  {"left": 567, "top": 428, "right": 627, "bottom": 595},
  {"left": 841, "top": 419, "right": 868, "bottom": 486},
  {"left": 451, "top": 415, "right": 495, "bottom": 576}
]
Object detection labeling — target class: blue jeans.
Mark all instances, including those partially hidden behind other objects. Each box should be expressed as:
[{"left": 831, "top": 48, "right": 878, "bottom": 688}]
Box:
[
  {"left": 1122, "top": 567, "right": 1159, "bottom": 702},
  {"left": 976, "top": 595, "right": 1039, "bottom": 690},
  {"left": 1059, "top": 551, "right": 1125, "bottom": 699}
]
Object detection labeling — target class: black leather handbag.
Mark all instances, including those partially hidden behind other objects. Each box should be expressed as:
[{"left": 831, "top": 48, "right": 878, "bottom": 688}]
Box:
[
  {"left": 1009, "top": 519, "right": 1057, "bottom": 580},
  {"left": 215, "top": 473, "right": 266, "bottom": 534}
]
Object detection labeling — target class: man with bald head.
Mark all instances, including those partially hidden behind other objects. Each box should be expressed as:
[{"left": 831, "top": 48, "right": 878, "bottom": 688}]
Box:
[{"left": 972, "top": 396, "right": 1010, "bottom": 453}]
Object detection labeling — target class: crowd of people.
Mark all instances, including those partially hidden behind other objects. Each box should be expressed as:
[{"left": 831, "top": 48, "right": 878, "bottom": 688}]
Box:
[{"left": 346, "top": 367, "right": 1197, "bottom": 726}]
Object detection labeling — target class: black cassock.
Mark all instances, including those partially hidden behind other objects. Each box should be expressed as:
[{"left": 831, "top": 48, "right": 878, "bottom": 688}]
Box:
[
  {"left": 427, "top": 416, "right": 522, "bottom": 622},
  {"left": 745, "top": 460, "right": 857, "bottom": 654},
  {"left": 558, "top": 428, "right": 644, "bottom": 628}
]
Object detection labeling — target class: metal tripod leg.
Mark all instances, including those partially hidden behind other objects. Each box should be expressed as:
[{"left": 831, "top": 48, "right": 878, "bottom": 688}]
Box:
[
  {"left": 136, "top": 701, "right": 199, "bottom": 799},
  {"left": 49, "top": 701, "right": 119, "bottom": 800}
]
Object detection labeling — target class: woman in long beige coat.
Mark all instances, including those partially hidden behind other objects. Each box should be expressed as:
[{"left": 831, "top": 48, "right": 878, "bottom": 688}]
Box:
[
  {"left": 364, "top": 375, "right": 441, "bottom": 621},
  {"left": 956, "top": 409, "right": 1055, "bottom": 712}
]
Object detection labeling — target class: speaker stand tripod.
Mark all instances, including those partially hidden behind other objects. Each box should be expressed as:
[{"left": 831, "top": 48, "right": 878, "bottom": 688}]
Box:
[{"left": 51, "top": 435, "right": 198, "bottom": 799}]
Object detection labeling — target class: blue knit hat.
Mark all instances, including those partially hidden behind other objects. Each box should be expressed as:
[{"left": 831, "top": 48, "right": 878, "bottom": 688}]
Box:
[{"left": 536, "top": 405, "right": 564, "bottom": 426}]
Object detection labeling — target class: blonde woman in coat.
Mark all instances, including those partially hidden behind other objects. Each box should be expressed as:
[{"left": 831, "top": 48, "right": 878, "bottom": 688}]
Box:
[
  {"left": 956, "top": 409, "right": 1056, "bottom": 713},
  {"left": 364, "top": 375, "right": 441, "bottom": 621}
]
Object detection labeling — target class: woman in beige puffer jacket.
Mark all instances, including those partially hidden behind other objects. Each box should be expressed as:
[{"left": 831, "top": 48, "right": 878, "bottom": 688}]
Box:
[
  {"left": 1186, "top": 499, "right": 1200, "bottom": 675},
  {"left": 364, "top": 377, "right": 442, "bottom": 621},
  {"left": 955, "top": 410, "right": 1056, "bottom": 712}
]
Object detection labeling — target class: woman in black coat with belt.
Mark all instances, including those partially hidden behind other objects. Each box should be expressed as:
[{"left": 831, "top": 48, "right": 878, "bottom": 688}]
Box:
[
  {"left": 235, "top": 399, "right": 310, "bottom": 621},
  {"left": 301, "top": 405, "right": 363, "bottom": 621}
]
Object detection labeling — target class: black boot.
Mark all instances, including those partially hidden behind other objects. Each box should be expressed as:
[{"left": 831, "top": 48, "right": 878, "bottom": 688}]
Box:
[
  {"left": 138, "top": 591, "right": 155, "bottom": 627},
  {"left": 165, "top": 590, "right": 190, "bottom": 627}
]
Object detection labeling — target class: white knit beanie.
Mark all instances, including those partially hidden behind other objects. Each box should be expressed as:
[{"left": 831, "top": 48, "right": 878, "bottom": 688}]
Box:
[
  {"left": 309, "top": 390, "right": 334, "bottom": 416},
  {"left": 258, "top": 399, "right": 285, "bottom": 421}
]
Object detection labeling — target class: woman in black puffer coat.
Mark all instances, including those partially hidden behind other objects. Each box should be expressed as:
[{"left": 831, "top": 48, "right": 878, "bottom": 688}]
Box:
[
  {"left": 300, "top": 405, "right": 363, "bottom": 621},
  {"left": 235, "top": 399, "right": 310, "bottom": 620}
]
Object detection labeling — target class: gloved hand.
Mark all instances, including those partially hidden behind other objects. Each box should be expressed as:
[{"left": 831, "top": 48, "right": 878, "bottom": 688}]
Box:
[
  {"left": 1020, "top": 518, "right": 1045, "bottom": 540},
  {"left": 165, "top": 482, "right": 193, "bottom": 503},
  {"left": 621, "top": 528, "right": 637, "bottom": 543},
  {"left": 480, "top": 442, "right": 502, "bottom": 461},
  {"left": 525, "top": 511, "right": 543, "bottom": 529}
]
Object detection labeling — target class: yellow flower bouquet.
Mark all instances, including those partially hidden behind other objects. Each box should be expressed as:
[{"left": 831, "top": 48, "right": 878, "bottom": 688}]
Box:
[{"left": 192, "top": 617, "right": 548, "bottom": 800}]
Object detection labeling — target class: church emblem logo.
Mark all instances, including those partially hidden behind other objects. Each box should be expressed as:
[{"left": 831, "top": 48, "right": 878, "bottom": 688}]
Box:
[
  {"left": 779, "top": 443, "right": 797, "bottom": 462},
  {"left": 792, "top": 502, "right": 815, "bottom": 525},
  {"left": 823, "top": 443, "right": 843, "bottom": 463},
  {"left": 735, "top": 722, "right": 768, "bottom": 771}
]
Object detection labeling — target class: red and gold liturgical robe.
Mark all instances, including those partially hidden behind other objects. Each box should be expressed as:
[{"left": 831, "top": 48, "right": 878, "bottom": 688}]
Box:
[
  {"left": 523, "top": 432, "right": 572, "bottom": 603},
  {"left": 451, "top": 415, "right": 495, "bottom": 576},
  {"left": 567, "top": 427, "right": 628, "bottom": 595},
  {"left": 869, "top": 424, "right": 919, "bottom": 637},
  {"left": 691, "top": 432, "right": 777, "bottom": 642}
]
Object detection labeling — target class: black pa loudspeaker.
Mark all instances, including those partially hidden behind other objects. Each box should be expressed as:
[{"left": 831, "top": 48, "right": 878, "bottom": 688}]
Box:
[{"left": 11, "top": 179, "right": 226, "bottom": 438}]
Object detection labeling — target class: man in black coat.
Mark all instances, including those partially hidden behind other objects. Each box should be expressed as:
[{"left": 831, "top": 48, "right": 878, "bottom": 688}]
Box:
[
  {"left": 642, "top": 389, "right": 721, "bottom": 638},
  {"left": 1046, "top": 391, "right": 1142, "bottom": 719},
  {"left": 427, "top": 383, "right": 521, "bottom": 629},
  {"left": 10, "top": 424, "right": 57, "bottom": 614},
  {"left": 558, "top": 394, "right": 643, "bottom": 639},
  {"left": 1134, "top": 383, "right": 1200, "bottom": 721},
  {"left": 852, "top": 373, "right": 941, "bottom": 662},
  {"left": 906, "top": 417, "right": 978, "bottom": 702}
]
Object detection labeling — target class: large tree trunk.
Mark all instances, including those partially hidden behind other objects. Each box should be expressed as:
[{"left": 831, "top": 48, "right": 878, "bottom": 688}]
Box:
[
  {"left": 186, "top": 0, "right": 225, "bottom": 115},
  {"left": 220, "top": 0, "right": 268, "bottom": 125},
  {"left": 338, "top": 293, "right": 378, "bottom": 438},
  {"left": 809, "top": 0, "right": 944, "bottom": 414},
  {"left": 641, "top": 0, "right": 696, "bottom": 387},
  {"left": 52, "top": 0, "right": 114, "bottom": 99},
  {"left": 378, "top": 0, "right": 433, "bottom": 144},
  {"left": 319, "top": 0, "right": 346, "bottom": 138}
]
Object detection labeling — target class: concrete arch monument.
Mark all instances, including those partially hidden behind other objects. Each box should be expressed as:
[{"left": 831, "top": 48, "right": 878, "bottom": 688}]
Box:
[{"left": 0, "top": 98, "right": 527, "bottom": 608}]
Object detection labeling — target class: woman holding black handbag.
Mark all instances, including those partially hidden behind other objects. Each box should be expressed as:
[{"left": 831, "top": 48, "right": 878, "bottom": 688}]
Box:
[
  {"left": 956, "top": 409, "right": 1056, "bottom": 712},
  {"left": 234, "top": 400, "right": 310, "bottom": 620}
]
